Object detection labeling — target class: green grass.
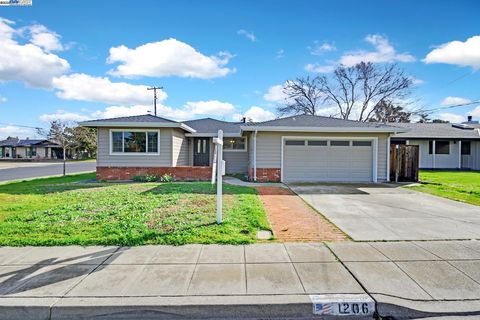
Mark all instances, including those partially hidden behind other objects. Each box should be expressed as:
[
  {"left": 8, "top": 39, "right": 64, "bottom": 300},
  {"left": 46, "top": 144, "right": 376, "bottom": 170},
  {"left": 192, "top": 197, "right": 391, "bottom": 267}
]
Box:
[
  {"left": 0, "top": 173, "right": 271, "bottom": 246},
  {"left": 408, "top": 170, "right": 480, "bottom": 206}
]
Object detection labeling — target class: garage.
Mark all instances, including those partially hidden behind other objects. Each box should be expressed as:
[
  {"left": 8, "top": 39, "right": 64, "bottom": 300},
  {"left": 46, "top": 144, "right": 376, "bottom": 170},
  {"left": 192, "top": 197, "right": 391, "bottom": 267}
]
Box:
[{"left": 282, "top": 137, "right": 376, "bottom": 182}]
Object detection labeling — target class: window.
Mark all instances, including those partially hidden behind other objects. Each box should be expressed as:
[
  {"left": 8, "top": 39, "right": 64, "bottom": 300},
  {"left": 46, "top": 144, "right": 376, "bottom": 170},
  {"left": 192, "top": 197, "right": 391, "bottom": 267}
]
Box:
[
  {"left": 285, "top": 140, "right": 305, "bottom": 146},
  {"left": 428, "top": 140, "right": 449, "bottom": 155},
  {"left": 308, "top": 140, "right": 327, "bottom": 146},
  {"left": 111, "top": 130, "right": 159, "bottom": 154},
  {"left": 352, "top": 141, "right": 372, "bottom": 147},
  {"left": 330, "top": 140, "right": 350, "bottom": 147},
  {"left": 461, "top": 141, "right": 471, "bottom": 155},
  {"left": 223, "top": 137, "right": 246, "bottom": 151},
  {"left": 28, "top": 147, "right": 37, "bottom": 157}
]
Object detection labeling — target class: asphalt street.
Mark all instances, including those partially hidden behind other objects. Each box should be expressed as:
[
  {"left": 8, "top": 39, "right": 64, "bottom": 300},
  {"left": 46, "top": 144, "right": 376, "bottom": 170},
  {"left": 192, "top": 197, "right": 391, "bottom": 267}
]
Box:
[{"left": 0, "top": 161, "right": 96, "bottom": 182}]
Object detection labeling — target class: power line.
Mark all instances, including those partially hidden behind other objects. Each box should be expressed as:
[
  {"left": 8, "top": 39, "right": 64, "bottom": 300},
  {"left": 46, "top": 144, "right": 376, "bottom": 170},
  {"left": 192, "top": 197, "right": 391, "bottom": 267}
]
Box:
[
  {"left": 0, "top": 122, "right": 44, "bottom": 129},
  {"left": 414, "top": 99, "right": 480, "bottom": 114}
]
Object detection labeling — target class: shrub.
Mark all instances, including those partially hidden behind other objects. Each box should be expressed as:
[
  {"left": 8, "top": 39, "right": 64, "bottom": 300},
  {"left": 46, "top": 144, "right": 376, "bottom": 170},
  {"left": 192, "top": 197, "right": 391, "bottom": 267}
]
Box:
[
  {"left": 132, "top": 174, "right": 159, "bottom": 182},
  {"left": 160, "top": 174, "right": 175, "bottom": 182}
]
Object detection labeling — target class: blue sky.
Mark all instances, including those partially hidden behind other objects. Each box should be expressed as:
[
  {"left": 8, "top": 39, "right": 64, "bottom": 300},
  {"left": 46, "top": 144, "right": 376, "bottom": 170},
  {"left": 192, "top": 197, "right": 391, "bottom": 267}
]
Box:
[{"left": 0, "top": 0, "right": 479, "bottom": 138}]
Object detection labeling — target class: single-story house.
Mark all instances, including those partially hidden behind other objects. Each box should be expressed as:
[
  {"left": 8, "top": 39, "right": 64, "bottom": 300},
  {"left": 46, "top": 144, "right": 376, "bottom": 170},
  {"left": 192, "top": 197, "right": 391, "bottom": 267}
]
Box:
[
  {"left": 80, "top": 114, "right": 408, "bottom": 182},
  {"left": 0, "top": 137, "right": 63, "bottom": 160},
  {"left": 390, "top": 119, "right": 480, "bottom": 170}
]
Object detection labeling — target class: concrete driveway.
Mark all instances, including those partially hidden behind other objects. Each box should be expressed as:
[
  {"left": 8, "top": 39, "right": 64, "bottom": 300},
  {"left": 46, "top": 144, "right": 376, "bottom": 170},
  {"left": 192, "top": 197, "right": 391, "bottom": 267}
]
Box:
[{"left": 289, "top": 183, "right": 480, "bottom": 241}]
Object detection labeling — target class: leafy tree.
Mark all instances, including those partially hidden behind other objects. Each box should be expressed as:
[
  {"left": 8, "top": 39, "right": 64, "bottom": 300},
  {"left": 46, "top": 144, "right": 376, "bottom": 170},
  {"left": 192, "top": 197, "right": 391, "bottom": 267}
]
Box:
[
  {"left": 279, "top": 62, "right": 413, "bottom": 121},
  {"left": 71, "top": 126, "right": 97, "bottom": 158},
  {"left": 368, "top": 100, "right": 411, "bottom": 123}
]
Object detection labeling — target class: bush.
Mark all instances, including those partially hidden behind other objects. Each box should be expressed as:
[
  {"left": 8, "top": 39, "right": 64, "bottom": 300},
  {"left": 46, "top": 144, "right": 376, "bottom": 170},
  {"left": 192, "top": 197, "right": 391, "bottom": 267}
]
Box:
[
  {"left": 132, "top": 174, "right": 174, "bottom": 183},
  {"left": 160, "top": 174, "right": 175, "bottom": 182},
  {"left": 132, "top": 174, "right": 159, "bottom": 182}
]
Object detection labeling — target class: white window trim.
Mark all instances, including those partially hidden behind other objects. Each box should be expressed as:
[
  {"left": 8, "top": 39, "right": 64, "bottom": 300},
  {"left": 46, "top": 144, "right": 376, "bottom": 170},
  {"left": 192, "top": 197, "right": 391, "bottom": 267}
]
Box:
[
  {"left": 109, "top": 129, "right": 160, "bottom": 156},
  {"left": 223, "top": 136, "right": 248, "bottom": 152},
  {"left": 280, "top": 136, "right": 378, "bottom": 183}
]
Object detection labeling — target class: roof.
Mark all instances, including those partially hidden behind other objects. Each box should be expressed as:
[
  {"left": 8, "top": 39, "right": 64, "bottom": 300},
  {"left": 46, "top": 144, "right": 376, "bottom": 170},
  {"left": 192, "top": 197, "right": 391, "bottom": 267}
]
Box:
[
  {"left": 16, "top": 139, "right": 46, "bottom": 147},
  {"left": 183, "top": 118, "right": 242, "bottom": 137},
  {"left": 79, "top": 114, "right": 196, "bottom": 133},
  {"left": 391, "top": 122, "right": 480, "bottom": 139},
  {"left": 241, "top": 115, "right": 406, "bottom": 133},
  {"left": 0, "top": 137, "right": 19, "bottom": 147}
]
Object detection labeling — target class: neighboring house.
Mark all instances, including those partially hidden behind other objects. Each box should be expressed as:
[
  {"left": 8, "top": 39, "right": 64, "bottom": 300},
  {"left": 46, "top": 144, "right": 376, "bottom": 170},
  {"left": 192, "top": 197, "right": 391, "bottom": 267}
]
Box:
[
  {"left": 390, "top": 117, "right": 480, "bottom": 170},
  {"left": 80, "top": 114, "right": 406, "bottom": 182},
  {"left": 0, "top": 137, "right": 63, "bottom": 160}
]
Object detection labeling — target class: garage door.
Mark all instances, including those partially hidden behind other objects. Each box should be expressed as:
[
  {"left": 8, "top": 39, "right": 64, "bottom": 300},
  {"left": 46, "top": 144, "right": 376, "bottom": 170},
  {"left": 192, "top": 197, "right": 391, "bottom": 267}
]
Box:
[{"left": 283, "top": 139, "right": 374, "bottom": 182}]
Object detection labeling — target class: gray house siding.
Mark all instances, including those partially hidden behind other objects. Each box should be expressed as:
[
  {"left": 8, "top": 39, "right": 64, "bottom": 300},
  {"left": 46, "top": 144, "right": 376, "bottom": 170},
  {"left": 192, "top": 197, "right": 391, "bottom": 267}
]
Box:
[
  {"left": 172, "top": 129, "right": 189, "bottom": 166},
  {"left": 406, "top": 139, "right": 480, "bottom": 170},
  {"left": 224, "top": 151, "right": 248, "bottom": 173},
  {"left": 255, "top": 131, "right": 390, "bottom": 181},
  {"left": 97, "top": 127, "right": 172, "bottom": 167}
]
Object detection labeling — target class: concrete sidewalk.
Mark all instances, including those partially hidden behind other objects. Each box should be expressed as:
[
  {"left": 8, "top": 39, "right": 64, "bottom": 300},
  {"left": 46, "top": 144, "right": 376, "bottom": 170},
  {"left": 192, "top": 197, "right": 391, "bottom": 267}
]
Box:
[{"left": 1, "top": 241, "right": 480, "bottom": 319}]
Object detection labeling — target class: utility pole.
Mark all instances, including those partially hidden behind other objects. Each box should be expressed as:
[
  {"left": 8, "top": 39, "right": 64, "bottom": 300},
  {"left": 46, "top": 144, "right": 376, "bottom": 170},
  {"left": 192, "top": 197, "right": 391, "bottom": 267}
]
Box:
[{"left": 147, "top": 86, "right": 163, "bottom": 116}]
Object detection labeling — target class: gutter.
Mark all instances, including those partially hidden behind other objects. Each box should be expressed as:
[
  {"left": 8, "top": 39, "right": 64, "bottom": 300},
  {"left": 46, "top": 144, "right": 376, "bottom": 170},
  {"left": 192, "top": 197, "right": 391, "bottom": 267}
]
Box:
[
  {"left": 78, "top": 121, "right": 197, "bottom": 133},
  {"left": 240, "top": 126, "right": 409, "bottom": 133}
]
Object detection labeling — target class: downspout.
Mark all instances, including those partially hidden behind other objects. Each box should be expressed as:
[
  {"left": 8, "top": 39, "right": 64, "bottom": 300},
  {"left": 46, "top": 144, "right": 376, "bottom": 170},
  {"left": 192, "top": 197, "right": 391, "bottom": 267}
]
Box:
[
  {"left": 386, "top": 134, "right": 391, "bottom": 182},
  {"left": 432, "top": 140, "right": 436, "bottom": 169},
  {"left": 253, "top": 130, "right": 257, "bottom": 181},
  {"left": 458, "top": 140, "right": 462, "bottom": 169}
]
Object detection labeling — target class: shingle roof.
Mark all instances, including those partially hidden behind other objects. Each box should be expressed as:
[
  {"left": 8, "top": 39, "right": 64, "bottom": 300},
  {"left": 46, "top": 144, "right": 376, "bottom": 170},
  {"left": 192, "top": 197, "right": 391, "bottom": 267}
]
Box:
[
  {"left": 243, "top": 114, "right": 401, "bottom": 129},
  {"left": 82, "top": 114, "right": 177, "bottom": 124},
  {"left": 0, "top": 137, "right": 19, "bottom": 147},
  {"left": 183, "top": 118, "right": 242, "bottom": 135},
  {"left": 391, "top": 122, "right": 480, "bottom": 139},
  {"left": 16, "top": 139, "right": 48, "bottom": 146}
]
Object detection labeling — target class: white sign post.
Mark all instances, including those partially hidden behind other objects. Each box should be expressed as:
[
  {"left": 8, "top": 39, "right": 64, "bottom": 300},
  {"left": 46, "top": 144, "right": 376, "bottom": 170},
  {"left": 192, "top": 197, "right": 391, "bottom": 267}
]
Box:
[{"left": 212, "top": 130, "right": 224, "bottom": 224}]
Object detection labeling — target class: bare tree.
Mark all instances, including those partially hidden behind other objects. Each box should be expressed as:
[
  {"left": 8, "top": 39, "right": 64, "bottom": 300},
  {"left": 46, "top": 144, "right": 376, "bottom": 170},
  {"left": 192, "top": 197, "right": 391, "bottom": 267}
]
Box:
[
  {"left": 279, "top": 62, "right": 413, "bottom": 121},
  {"left": 277, "top": 77, "right": 324, "bottom": 116},
  {"left": 37, "top": 120, "right": 76, "bottom": 176}
]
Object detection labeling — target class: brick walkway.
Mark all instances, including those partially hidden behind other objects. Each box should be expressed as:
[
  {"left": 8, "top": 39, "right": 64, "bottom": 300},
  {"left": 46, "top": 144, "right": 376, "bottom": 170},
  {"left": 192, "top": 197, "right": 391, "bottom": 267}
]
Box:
[{"left": 255, "top": 186, "right": 347, "bottom": 242}]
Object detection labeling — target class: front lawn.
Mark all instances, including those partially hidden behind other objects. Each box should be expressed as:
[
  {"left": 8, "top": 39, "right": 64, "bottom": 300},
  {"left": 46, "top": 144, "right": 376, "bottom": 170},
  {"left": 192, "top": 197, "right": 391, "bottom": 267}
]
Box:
[
  {"left": 408, "top": 170, "right": 480, "bottom": 206},
  {"left": 0, "top": 173, "right": 271, "bottom": 246}
]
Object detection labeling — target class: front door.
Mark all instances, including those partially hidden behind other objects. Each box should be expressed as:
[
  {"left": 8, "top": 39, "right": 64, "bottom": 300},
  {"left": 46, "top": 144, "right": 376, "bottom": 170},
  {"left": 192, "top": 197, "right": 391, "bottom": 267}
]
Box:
[{"left": 194, "top": 138, "right": 210, "bottom": 166}]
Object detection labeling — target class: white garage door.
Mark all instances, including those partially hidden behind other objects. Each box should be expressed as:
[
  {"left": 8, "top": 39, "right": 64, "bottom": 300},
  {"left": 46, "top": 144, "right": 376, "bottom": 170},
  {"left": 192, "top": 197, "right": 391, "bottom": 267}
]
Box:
[{"left": 283, "top": 138, "right": 374, "bottom": 182}]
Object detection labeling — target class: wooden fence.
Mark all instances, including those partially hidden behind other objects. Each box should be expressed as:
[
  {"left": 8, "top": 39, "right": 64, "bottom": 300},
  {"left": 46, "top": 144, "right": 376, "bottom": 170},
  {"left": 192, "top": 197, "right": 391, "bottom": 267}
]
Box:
[{"left": 390, "top": 145, "right": 419, "bottom": 182}]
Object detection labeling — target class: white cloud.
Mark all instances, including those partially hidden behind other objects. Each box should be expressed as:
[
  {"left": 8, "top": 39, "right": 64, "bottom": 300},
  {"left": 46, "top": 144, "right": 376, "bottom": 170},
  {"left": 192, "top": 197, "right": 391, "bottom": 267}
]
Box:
[
  {"left": 90, "top": 100, "right": 236, "bottom": 122},
  {"left": 469, "top": 106, "right": 480, "bottom": 119},
  {"left": 441, "top": 96, "right": 471, "bottom": 106},
  {"left": 237, "top": 29, "right": 256, "bottom": 42},
  {"left": 339, "top": 34, "right": 415, "bottom": 66},
  {"left": 437, "top": 112, "right": 465, "bottom": 123},
  {"left": 264, "top": 84, "right": 288, "bottom": 103},
  {"left": 308, "top": 41, "right": 336, "bottom": 55},
  {"left": 275, "top": 49, "right": 285, "bottom": 59},
  {"left": 91, "top": 105, "right": 155, "bottom": 120},
  {"left": 107, "top": 38, "right": 233, "bottom": 79},
  {"left": 234, "top": 106, "right": 275, "bottom": 122},
  {"left": 305, "top": 63, "right": 335, "bottom": 73},
  {"left": 424, "top": 36, "right": 480, "bottom": 69},
  {"left": 0, "top": 18, "right": 70, "bottom": 88},
  {"left": 52, "top": 73, "right": 163, "bottom": 105},
  {"left": 410, "top": 77, "right": 425, "bottom": 86},
  {"left": 39, "top": 110, "right": 90, "bottom": 123},
  {"left": 27, "top": 24, "right": 63, "bottom": 52},
  {"left": 183, "top": 100, "right": 235, "bottom": 115},
  {"left": 0, "top": 125, "right": 37, "bottom": 140},
  {"left": 0, "top": 96, "right": 6, "bottom": 103}
]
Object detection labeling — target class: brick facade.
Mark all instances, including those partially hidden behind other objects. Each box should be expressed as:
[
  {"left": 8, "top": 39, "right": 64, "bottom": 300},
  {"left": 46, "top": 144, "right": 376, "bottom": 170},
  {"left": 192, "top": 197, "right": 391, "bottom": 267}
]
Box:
[
  {"left": 96, "top": 166, "right": 212, "bottom": 181},
  {"left": 247, "top": 167, "right": 281, "bottom": 182}
]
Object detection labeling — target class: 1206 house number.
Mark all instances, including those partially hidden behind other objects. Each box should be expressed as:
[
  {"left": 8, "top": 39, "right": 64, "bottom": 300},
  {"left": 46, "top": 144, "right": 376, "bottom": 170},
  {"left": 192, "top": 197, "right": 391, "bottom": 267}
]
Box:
[
  {"left": 314, "top": 302, "right": 371, "bottom": 316},
  {"left": 310, "top": 295, "right": 375, "bottom": 316}
]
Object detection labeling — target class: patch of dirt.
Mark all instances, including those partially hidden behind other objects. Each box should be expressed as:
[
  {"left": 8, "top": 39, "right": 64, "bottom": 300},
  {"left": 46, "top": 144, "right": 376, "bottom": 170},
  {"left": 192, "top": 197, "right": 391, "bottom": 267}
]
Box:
[{"left": 255, "top": 186, "right": 348, "bottom": 242}]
